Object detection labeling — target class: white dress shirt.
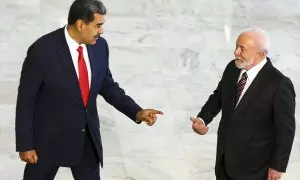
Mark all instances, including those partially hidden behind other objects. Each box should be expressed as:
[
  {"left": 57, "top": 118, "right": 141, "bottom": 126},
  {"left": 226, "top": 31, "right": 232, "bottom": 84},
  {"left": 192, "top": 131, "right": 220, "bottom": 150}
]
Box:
[
  {"left": 235, "top": 58, "right": 267, "bottom": 106},
  {"left": 64, "top": 25, "right": 92, "bottom": 87},
  {"left": 199, "top": 58, "right": 268, "bottom": 126}
]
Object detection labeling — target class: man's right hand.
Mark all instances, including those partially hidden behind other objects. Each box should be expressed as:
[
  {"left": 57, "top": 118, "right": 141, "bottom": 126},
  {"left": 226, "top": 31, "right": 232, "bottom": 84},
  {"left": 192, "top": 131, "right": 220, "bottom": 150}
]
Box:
[
  {"left": 190, "top": 117, "right": 209, "bottom": 135},
  {"left": 19, "top": 150, "right": 38, "bottom": 164}
]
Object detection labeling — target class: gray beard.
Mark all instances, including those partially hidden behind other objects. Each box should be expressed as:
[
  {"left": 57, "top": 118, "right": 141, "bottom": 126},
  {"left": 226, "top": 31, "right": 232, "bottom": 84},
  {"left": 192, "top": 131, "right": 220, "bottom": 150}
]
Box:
[{"left": 235, "top": 58, "right": 253, "bottom": 69}]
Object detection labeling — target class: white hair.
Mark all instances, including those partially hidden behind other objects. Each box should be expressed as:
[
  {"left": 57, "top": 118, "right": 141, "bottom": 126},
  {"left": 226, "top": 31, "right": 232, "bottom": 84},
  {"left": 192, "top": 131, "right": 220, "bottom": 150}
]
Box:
[{"left": 239, "top": 28, "right": 270, "bottom": 55}]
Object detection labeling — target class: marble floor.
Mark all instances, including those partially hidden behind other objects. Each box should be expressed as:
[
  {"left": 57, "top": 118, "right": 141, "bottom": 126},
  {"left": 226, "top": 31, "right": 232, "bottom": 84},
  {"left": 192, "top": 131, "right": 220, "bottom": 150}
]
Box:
[{"left": 0, "top": 0, "right": 300, "bottom": 179}]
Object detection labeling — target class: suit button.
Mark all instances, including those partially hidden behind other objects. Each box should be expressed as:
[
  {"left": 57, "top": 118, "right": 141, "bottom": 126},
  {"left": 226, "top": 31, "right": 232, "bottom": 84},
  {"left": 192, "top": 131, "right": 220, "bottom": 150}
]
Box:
[
  {"left": 85, "top": 109, "right": 88, "bottom": 113},
  {"left": 81, "top": 128, "right": 85, "bottom": 132}
]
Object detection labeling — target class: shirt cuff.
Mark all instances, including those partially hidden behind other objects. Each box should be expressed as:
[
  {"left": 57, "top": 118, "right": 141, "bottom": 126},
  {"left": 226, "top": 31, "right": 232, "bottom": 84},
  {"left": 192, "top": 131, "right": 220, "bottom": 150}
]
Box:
[{"left": 197, "top": 117, "right": 206, "bottom": 126}]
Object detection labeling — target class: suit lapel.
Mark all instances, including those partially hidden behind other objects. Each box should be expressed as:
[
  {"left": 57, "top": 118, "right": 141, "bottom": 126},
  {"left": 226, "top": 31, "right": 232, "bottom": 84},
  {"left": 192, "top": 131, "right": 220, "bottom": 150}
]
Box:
[
  {"left": 224, "top": 65, "right": 241, "bottom": 116},
  {"left": 233, "top": 59, "right": 273, "bottom": 114},
  {"left": 86, "top": 45, "right": 97, "bottom": 105},
  {"left": 56, "top": 28, "right": 83, "bottom": 106}
]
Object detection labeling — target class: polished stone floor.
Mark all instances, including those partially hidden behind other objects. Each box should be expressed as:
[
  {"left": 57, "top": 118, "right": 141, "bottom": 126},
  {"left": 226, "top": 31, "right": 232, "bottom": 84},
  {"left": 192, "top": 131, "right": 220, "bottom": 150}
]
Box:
[{"left": 0, "top": 0, "right": 299, "bottom": 179}]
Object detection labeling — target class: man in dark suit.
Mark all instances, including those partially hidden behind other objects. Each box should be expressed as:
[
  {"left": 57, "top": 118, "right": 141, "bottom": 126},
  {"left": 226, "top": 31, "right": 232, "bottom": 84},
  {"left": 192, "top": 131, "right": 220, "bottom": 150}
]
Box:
[
  {"left": 15, "top": 0, "right": 163, "bottom": 179},
  {"left": 190, "top": 28, "right": 296, "bottom": 180}
]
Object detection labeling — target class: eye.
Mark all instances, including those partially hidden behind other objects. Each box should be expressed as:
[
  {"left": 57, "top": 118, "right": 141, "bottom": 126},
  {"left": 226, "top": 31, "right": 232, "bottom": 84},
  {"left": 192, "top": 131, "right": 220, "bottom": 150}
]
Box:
[
  {"left": 240, "top": 46, "right": 247, "bottom": 52},
  {"left": 96, "top": 24, "right": 102, "bottom": 28}
]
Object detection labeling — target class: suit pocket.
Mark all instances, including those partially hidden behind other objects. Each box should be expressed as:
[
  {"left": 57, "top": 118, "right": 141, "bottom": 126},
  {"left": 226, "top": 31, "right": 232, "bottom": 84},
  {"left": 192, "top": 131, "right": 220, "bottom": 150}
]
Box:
[
  {"left": 249, "top": 139, "right": 272, "bottom": 147},
  {"left": 243, "top": 140, "right": 272, "bottom": 171}
]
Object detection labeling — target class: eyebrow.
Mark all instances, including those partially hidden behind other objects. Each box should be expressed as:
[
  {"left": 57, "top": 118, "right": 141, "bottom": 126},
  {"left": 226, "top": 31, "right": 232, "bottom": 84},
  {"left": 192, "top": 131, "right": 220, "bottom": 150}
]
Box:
[
  {"left": 236, "top": 44, "right": 246, "bottom": 49},
  {"left": 96, "top": 21, "right": 105, "bottom": 26}
]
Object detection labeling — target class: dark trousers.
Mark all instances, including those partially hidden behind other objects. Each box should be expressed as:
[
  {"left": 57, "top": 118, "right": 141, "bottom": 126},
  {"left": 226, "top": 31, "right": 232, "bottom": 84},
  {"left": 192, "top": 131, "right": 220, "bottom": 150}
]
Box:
[
  {"left": 216, "top": 155, "right": 233, "bottom": 180},
  {"left": 215, "top": 155, "right": 268, "bottom": 180},
  {"left": 23, "top": 127, "right": 100, "bottom": 180}
]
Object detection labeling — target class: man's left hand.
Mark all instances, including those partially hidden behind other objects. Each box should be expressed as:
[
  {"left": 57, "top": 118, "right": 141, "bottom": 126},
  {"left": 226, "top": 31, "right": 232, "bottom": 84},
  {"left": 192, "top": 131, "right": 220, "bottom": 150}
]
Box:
[
  {"left": 268, "top": 168, "right": 283, "bottom": 180},
  {"left": 136, "top": 109, "right": 164, "bottom": 126}
]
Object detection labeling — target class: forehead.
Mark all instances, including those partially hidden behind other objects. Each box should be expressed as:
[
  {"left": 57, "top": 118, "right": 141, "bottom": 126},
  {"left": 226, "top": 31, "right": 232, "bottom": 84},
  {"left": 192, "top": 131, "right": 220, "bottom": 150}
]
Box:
[
  {"left": 236, "top": 33, "right": 257, "bottom": 47},
  {"left": 91, "top": 13, "right": 105, "bottom": 24}
]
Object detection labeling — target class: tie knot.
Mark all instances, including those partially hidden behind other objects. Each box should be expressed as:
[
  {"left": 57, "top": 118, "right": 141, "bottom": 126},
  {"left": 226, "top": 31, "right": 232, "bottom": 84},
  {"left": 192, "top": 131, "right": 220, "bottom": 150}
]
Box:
[
  {"left": 77, "top": 46, "right": 83, "bottom": 53},
  {"left": 242, "top": 72, "right": 248, "bottom": 79}
]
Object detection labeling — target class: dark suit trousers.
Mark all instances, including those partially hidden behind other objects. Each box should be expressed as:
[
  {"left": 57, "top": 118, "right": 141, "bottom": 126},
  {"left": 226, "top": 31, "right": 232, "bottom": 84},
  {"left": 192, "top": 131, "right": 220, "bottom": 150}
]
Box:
[
  {"left": 215, "top": 154, "right": 268, "bottom": 180},
  {"left": 23, "top": 126, "right": 100, "bottom": 180},
  {"left": 216, "top": 155, "right": 233, "bottom": 180}
]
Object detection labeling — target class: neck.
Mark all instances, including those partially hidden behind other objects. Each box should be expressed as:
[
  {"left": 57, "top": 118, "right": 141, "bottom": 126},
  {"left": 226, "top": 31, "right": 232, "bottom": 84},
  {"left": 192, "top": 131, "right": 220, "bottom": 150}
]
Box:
[
  {"left": 67, "top": 25, "right": 82, "bottom": 45},
  {"left": 244, "top": 56, "right": 265, "bottom": 71}
]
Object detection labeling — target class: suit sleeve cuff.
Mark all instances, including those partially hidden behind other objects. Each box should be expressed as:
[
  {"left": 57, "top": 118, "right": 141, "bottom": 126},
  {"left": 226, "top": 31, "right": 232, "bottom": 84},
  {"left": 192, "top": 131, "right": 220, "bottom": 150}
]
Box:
[{"left": 270, "top": 159, "right": 288, "bottom": 173}]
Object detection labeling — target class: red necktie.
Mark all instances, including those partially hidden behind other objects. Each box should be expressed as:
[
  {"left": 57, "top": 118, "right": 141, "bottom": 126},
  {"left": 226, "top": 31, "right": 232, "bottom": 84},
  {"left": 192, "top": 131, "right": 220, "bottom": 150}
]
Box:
[{"left": 77, "top": 46, "right": 89, "bottom": 107}]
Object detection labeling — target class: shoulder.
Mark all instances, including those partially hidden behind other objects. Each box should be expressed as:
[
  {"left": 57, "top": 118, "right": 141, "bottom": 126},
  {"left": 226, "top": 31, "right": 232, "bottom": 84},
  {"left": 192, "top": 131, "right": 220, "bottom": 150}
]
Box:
[
  {"left": 271, "top": 68, "right": 295, "bottom": 99},
  {"left": 264, "top": 59, "right": 295, "bottom": 95},
  {"left": 27, "top": 28, "right": 64, "bottom": 53},
  {"left": 267, "top": 60, "right": 291, "bottom": 83},
  {"left": 271, "top": 66, "right": 294, "bottom": 90}
]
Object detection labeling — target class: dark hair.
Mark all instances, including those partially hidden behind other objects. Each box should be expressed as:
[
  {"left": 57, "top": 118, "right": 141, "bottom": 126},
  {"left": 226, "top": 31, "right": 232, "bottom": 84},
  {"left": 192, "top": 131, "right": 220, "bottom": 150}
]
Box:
[{"left": 68, "top": 0, "right": 106, "bottom": 25}]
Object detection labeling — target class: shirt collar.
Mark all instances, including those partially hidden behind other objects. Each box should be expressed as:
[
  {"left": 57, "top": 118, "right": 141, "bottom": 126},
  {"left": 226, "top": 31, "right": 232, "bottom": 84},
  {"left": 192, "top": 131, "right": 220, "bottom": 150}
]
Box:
[
  {"left": 241, "top": 57, "right": 267, "bottom": 82},
  {"left": 64, "top": 25, "right": 82, "bottom": 51}
]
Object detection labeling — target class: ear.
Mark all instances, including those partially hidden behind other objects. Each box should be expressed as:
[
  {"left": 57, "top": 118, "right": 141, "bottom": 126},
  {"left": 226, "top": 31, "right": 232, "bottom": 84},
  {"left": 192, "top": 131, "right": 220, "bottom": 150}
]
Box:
[
  {"left": 75, "top": 19, "right": 84, "bottom": 32},
  {"left": 258, "top": 51, "right": 266, "bottom": 58}
]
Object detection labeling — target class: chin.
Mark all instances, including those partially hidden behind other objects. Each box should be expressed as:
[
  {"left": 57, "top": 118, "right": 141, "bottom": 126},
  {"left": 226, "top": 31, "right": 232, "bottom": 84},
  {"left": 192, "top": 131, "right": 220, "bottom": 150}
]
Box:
[
  {"left": 87, "top": 40, "right": 97, "bottom": 45},
  {"left": 235, "top": 61, "right": 244, "bottom": 69}
]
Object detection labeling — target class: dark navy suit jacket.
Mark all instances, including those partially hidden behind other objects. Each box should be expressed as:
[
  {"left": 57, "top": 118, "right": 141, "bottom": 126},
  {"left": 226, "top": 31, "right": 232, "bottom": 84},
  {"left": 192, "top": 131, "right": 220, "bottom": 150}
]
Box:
[{"left": 15, "top": 27, "right": 142, "bottom": 167}]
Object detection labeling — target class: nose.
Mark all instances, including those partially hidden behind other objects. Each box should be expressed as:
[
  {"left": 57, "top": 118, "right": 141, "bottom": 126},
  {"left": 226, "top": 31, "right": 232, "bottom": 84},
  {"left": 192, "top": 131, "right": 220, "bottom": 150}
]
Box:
[
  {"left": 99, "top": 26, "right": 104, "bottom": 34},
  {"left": 234, "top": 48, "right": 240, "bottom": 57}
]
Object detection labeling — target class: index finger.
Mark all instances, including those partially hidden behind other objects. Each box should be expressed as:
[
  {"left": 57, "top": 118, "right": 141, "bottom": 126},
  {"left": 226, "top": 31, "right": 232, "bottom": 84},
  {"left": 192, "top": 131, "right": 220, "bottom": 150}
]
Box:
[
  {"left": 190, "top": 117, "right": 198, "bottom": 122},
  {"left": 149, "top": 109, "right": 164, "bottom": 115}
]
